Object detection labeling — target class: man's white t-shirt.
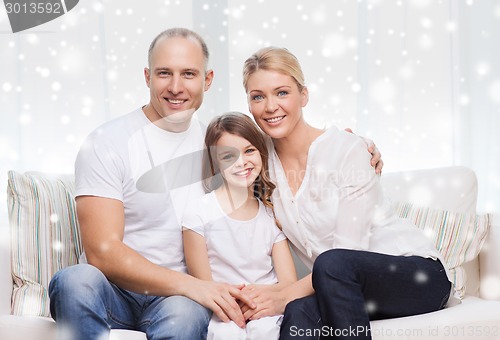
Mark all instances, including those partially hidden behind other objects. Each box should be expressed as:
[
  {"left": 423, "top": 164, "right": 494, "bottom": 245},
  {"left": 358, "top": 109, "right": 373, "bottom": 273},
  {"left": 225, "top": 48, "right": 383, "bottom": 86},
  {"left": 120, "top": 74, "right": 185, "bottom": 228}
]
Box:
[{"left": 75, "top": 108, "right": 206, "bottom": 272}]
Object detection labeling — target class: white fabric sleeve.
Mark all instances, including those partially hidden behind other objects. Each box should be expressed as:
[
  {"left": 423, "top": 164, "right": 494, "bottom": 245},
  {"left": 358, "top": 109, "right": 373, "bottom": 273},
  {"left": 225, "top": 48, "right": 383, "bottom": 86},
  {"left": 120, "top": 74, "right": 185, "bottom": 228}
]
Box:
[
  {"left": 181, "top": 201, "right": 206, "bottom": 237},
  {"left": 333, "top": 136, "right": 382, "bottom": 250},
  {"left": 273, "top": 226, "right": 287, "bottom": 244},
  {"left": 74, "top": 134, "right": 125, "bottom": 201}
]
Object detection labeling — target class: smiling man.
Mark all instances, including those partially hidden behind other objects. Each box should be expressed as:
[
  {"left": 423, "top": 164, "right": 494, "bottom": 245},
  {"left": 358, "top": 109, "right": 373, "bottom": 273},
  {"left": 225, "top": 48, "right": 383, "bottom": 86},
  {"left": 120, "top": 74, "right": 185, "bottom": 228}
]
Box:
[
  {"left": 48, "top": 28, "right": 253, "bottom": 340},
  {"left": 143, "top": 33, "right": 213, "bottom": 132}
]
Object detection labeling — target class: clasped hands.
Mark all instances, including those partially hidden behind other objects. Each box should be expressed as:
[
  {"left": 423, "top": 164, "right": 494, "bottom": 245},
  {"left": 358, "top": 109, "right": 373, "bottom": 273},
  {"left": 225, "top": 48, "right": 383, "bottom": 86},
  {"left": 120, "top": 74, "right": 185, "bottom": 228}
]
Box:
[
  {"left": 218, "top": 283, "right": 285, "bottom": 328},
  {"left": 239, "top": 284, "right": 286, "bottom": 322}
]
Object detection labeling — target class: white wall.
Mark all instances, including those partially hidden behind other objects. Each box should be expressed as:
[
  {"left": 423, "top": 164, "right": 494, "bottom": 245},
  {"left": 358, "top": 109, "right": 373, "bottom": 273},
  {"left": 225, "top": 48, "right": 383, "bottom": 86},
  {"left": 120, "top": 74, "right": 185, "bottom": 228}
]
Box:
[{"left": 1, "top": 0, "right": 499, "bottom": 228}]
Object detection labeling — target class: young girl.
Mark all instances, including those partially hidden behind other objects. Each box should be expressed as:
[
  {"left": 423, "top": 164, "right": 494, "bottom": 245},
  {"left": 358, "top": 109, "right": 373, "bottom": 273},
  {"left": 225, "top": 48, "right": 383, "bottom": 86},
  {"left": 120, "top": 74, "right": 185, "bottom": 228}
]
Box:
[{"left": 182, "top": 112, "right": 297, "bottom": 340}]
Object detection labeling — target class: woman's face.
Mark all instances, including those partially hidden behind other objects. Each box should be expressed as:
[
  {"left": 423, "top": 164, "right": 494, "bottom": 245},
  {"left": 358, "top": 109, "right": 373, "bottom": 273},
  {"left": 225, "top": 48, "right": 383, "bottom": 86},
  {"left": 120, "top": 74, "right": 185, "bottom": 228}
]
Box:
[{"left": 246, "top": 70, "right": 308, "bottom": 140}]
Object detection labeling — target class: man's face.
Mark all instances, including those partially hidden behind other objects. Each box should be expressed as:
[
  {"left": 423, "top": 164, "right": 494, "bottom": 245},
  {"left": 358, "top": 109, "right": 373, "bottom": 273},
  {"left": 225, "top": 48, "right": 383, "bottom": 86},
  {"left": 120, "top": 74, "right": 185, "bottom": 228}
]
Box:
[{"left": 144, "top": 36, "right": 213, "bottom": 131}]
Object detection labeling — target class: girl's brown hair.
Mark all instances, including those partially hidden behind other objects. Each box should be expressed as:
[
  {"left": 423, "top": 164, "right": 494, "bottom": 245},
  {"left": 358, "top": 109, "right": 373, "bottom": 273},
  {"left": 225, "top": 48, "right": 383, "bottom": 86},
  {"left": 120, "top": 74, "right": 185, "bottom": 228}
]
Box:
[{"left": 203, "top": 112, "right": 281, "bottom": 227}]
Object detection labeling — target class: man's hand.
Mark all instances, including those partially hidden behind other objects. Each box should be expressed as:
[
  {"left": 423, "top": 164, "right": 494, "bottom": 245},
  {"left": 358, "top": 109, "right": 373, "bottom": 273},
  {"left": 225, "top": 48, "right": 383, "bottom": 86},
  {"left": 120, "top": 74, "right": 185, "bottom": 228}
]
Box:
[
  {"left": 187, "top": 280, "right": 255, "bottom": 328},
  {"left": 345, "top": 128, "right": 383, "bottom": 175}
]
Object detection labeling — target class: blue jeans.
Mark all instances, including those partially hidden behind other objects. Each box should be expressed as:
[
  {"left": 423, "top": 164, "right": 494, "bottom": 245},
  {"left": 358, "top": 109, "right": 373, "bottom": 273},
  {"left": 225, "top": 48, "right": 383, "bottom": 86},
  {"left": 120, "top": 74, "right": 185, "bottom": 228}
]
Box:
[
  {"left": 280, "top": 249, "right": 451, "bottom": 340},
  {"left": 49, "top": 264, "right": 210, "bottom": 340}
]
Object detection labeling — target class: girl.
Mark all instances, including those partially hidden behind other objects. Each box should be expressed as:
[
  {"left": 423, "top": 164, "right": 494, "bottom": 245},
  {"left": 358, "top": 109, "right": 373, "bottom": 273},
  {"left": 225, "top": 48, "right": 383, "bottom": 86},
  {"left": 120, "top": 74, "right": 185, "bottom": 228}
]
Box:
[
  {"left": 182, "top": 112, "right": 297, "bottom": 340},
  {"left": 238, "top": 47, "right": 453, "bottom": 339}
]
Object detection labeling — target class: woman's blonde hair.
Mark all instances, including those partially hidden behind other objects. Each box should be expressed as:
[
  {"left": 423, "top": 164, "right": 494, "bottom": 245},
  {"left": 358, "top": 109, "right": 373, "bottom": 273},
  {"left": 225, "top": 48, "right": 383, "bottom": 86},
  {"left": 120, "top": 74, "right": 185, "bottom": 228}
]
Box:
[
  {"left": 242, "top": 46, "right": 305, "bottom": 92},
  {"left": 203, "top": 112, "right": 281, "bottom": 228}
]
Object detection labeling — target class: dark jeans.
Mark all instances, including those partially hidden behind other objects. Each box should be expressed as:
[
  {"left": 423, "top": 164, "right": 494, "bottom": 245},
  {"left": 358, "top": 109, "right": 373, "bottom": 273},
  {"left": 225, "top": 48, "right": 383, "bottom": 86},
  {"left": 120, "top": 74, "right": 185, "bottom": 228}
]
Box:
[{"left": 280, "top": 249, "right": 451, "bottom": 340}]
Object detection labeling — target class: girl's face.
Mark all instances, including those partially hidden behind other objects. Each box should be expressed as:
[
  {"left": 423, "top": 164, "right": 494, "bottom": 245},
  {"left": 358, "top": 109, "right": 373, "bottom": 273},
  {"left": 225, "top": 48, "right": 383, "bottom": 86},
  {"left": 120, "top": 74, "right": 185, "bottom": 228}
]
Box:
[
  {"left": 215, "top": 132, "right": 262, "bottom": 189},
  {"left": 246, "top": 69, "right": 308, "bottom": 140}
]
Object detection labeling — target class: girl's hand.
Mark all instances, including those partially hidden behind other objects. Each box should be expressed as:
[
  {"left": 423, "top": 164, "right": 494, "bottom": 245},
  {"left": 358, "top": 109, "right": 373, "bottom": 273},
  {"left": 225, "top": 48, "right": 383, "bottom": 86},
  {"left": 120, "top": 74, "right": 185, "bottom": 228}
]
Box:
[{"left": 239, "top": 284, "right": 287, "bottom": 321}]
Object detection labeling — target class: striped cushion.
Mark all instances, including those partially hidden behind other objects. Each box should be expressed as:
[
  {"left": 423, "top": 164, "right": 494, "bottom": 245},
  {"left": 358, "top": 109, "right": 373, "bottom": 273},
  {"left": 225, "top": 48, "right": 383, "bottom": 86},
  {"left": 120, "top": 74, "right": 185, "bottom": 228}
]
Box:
[
  {"left": 7, "top": 171, "right": 82, "bottom": 317},
  {"left": 395, "top": 202, "right": 490, "bottom": 298}
]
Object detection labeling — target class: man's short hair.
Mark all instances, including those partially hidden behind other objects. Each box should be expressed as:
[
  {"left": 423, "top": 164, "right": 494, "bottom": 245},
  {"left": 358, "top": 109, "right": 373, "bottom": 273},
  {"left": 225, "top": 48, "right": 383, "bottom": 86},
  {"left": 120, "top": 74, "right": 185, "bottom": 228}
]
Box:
[{"left": 148, "top": 28, "right": 210, "bottom": 70}]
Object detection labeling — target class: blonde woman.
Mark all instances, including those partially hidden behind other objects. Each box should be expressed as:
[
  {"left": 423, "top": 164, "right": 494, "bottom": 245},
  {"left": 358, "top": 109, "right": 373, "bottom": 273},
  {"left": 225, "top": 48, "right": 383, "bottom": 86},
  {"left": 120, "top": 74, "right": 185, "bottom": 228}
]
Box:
[{"left": 239, "top": 47, "right": 452, "bottom": 340}]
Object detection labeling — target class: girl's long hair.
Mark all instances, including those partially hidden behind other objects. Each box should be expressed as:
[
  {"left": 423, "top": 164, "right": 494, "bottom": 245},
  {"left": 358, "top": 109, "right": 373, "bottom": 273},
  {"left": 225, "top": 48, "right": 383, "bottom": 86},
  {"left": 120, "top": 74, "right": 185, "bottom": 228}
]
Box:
[{"left": 203, "top": 112, "right": 281, "bottom": 228}]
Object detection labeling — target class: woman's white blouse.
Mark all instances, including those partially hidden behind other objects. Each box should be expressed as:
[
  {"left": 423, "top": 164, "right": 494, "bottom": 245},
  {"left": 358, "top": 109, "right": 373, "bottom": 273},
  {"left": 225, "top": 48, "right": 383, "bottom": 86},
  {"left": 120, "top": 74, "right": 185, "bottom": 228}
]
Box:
[{"left": 268, "top": 126, "right": 445, "bottom": 272}]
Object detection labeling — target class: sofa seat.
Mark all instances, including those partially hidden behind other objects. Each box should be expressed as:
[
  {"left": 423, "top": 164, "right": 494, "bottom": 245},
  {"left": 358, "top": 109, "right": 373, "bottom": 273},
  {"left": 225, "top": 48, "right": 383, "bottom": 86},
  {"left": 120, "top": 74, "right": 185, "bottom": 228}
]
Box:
[
  {"left": 0, "top": 315, "right": 147, "bottom": 340},
  {"left": 371, "top": 296, "right": 500, "bottom": 340},
  {"left": 2, "top": 297, "right": 499, "bottom": 340}
]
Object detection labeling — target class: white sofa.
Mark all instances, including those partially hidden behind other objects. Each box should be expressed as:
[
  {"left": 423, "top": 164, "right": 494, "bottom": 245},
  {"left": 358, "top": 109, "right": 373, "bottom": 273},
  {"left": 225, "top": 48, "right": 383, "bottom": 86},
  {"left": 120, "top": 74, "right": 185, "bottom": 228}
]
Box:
[
  {"left": 1, "top": 166, "right": 499, "bottom": 340},
  {"left": 372, "top": 167, "right": 500, "bottom": 340}
]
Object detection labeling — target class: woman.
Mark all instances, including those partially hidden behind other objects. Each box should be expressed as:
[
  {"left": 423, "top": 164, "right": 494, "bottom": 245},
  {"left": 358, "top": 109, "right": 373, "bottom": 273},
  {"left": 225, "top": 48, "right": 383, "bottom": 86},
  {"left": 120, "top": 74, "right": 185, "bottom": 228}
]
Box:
[{"left": 239, "top": 47, "right": 453, "bottom": 339}]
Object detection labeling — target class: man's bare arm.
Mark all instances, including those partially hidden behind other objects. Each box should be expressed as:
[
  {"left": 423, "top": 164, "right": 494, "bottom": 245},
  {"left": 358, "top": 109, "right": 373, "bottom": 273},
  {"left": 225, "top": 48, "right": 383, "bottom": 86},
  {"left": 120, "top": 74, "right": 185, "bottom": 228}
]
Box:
[{"left": 77, "top": 196, "right": 254, "bottom": 327}]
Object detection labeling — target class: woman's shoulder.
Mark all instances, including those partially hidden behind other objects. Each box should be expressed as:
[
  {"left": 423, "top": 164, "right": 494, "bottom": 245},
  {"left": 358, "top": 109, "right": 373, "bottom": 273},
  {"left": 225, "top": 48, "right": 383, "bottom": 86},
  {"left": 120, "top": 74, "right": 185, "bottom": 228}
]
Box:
[{"left": 315, "top": 125, "right": 366, "bottom": 151}]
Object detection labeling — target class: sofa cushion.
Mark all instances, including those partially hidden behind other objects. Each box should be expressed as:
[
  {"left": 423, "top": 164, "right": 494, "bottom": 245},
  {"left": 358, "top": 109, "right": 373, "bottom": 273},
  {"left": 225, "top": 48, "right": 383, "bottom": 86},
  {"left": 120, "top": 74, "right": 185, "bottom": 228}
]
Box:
[
  {"left": 0, "top": 315, "right": 55, "bottom": 340},
  {"left": 394, "top": 202, "right": 489, "bottom": 299},
  {"left": 7, "top": 171, "right": 82, "bottom": 317},
  {"left": 0, "top": 315, "right": 148, "bottom": 340}
]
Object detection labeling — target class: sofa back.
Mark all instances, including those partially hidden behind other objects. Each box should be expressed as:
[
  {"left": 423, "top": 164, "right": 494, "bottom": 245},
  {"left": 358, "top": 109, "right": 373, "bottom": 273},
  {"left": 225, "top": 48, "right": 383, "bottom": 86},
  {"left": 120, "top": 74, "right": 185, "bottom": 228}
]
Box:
[
  {"left": 380, "top": 166, "right": 478, "bottom": 214},
  {"left": 479, "top": 214, "right": 500, "bottom": 300},
  {"left": 380, "top": 166, "right": 480, "bottom": 296}
]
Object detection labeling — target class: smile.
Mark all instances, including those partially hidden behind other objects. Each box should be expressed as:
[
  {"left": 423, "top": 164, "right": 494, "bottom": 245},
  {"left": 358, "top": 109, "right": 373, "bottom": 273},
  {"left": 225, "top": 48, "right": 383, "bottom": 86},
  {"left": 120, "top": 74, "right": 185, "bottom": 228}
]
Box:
[
  {"left": 265, "top": 116, "right": 285, "bottom": 123},
  {"left": 233, "top": 168, "right": 253, "bottom": 176},
  {"left": 165, "top": 98, "right": 186, "bottom": 104}
]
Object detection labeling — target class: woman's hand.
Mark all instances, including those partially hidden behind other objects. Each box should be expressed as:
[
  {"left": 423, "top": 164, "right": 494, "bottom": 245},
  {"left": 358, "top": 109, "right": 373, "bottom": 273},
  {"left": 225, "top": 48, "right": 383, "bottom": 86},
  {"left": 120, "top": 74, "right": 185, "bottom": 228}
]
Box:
[{"left": 239, "top": 284, "right": 287, "bottom": 321}]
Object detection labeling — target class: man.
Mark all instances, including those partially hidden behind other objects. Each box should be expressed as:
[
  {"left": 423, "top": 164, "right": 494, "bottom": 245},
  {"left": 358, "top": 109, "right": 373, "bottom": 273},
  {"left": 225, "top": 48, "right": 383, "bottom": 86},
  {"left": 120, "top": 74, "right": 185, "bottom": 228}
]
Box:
[
  {"left": 49, "top": 28, "right": 254, "bottom": 340},
  {"left": 49, "top": 28, "right": 382, "bottom": 339}
]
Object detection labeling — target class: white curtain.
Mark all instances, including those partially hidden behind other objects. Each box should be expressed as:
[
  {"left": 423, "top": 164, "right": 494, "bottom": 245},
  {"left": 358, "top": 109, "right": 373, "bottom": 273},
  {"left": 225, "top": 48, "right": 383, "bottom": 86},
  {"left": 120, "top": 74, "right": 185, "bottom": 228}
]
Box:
[
  {"left": 227, "top": 0, "right": 500, "bottom": 213},
  {"left": 454, "top": 1, "right": 500, "bottom": 213},
  {"left": 1, "top": 0, "right": 498, "bottom": 227}
]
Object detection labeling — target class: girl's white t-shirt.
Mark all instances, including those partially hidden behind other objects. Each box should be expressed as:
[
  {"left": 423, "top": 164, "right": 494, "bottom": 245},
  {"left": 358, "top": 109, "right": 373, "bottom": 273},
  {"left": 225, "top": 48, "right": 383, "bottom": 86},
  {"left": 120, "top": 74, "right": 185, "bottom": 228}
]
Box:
[{"left": 182, "top": 191, "right": 286, "bottom": 285}]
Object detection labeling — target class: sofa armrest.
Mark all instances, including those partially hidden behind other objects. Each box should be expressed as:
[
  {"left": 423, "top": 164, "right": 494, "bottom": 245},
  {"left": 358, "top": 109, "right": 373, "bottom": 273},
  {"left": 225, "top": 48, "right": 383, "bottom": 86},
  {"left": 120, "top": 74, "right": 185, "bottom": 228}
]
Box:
[
  {"left": 479, "top": 213, "right": 500, "bottom": 300},
  {"left": 0, "top": 220, "right": 12, "bottom": 315}
]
